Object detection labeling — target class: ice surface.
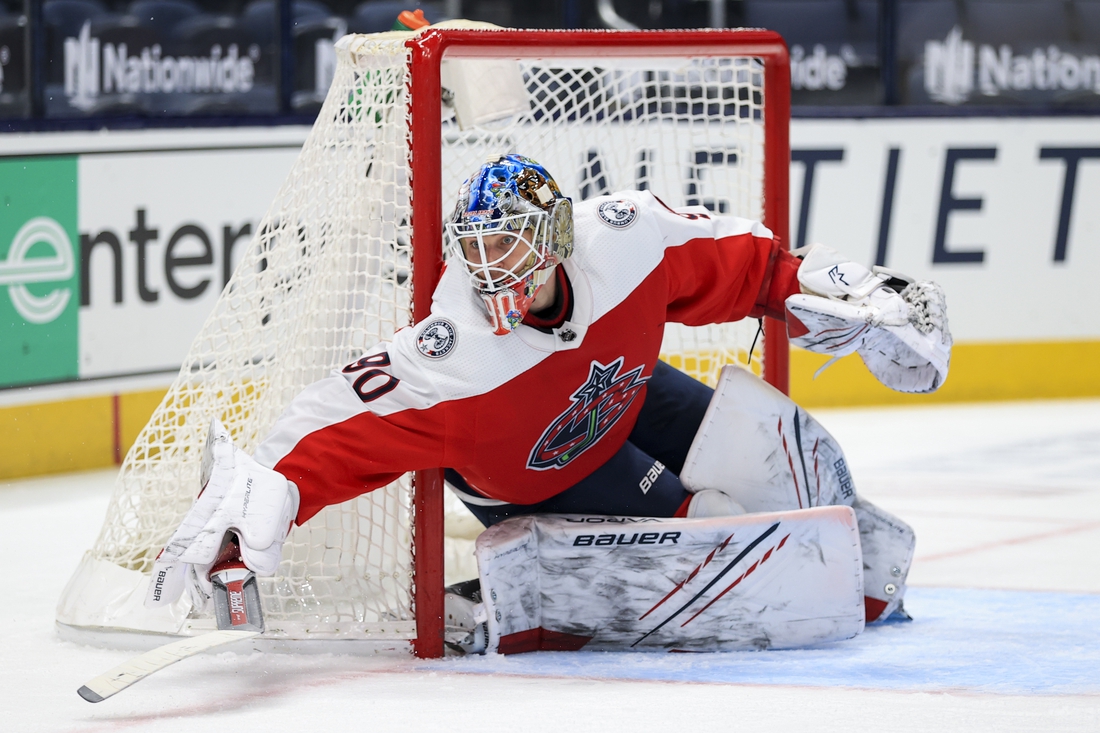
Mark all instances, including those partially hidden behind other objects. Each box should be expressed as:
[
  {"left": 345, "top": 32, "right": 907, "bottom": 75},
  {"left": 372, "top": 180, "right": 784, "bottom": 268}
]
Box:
[
  {"left": 2, "top": 399, "right": 1099, "bottom": 732},
  {"left": 431, "top": 587, "right": 1100, "bottom": 695}
]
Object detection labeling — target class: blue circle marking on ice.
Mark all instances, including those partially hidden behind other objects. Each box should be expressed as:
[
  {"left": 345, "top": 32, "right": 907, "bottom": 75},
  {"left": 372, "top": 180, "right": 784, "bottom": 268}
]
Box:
[{"left": 420, "top": 588, "right": 1100, "bottom": 695}]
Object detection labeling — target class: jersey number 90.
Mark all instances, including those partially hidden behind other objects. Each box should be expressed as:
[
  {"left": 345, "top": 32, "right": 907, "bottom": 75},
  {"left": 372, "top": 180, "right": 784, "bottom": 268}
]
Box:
[{"left": 342, "top": 353, "right": 400, "bottom": 403}]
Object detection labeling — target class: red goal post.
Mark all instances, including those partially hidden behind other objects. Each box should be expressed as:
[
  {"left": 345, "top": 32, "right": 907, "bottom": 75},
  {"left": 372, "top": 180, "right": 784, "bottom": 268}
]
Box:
[{"left": 407, "top": 28, "right": 791, "bottom": 657}]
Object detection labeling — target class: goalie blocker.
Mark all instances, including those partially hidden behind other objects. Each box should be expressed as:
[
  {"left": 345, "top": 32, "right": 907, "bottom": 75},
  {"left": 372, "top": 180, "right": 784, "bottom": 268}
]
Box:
[{"left": 469, "top": 507, "right": 864, "bottom": 654}]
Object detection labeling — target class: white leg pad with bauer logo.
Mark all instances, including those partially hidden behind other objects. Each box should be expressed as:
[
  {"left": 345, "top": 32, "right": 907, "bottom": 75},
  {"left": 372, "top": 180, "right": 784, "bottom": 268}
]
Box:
[
  {"left": 474, "top": 508, "right": 864, "bottom": 654},
  {"left": 678, "top": 365, "right": 915, "bottom": 622},
  {"left": 680, "top": 365, "right": 855, "bottom": 512}
]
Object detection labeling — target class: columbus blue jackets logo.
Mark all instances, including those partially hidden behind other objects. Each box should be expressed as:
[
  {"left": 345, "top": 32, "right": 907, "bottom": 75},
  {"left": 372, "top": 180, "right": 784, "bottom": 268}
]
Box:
[
  {"left": 416, "top": 319, "right": 457, "bottom": 358},
  {"left": 597, "top": 200, "right": 638, "bottom": 229},
  {"left": 528, "top": 357, "right": 648, "bottom": 470}
]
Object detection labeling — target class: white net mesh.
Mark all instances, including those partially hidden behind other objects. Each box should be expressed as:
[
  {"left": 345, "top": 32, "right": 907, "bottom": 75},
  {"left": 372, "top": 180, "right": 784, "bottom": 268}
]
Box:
[{"left": 59, "top": 31, "right": 772, "bottom": 643}]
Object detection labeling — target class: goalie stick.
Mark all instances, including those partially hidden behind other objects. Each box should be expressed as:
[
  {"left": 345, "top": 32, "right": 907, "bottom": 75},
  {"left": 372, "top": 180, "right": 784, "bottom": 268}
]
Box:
[
  {"left": 78, "top": 534, "right": 264, "bottom": 703},
  {"left": 76, "top": 630, "right": 259, "bottom": 703}
]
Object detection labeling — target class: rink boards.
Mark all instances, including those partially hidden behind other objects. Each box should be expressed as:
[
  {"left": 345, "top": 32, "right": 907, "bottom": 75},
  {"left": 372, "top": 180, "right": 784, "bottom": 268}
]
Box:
[{"left": 3, "top": 118, "right": 1100, "bottom": 478}]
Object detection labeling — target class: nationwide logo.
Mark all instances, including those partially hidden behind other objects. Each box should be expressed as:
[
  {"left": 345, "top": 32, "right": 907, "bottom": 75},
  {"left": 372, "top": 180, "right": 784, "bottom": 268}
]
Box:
[
  {"left": 0, "top": 217, "right": 74, "bottom": 325},
  {"left": 790, "top": 44, "right": 859, "bottom": 92},
  {"left": 0, "top": 44, "right": 8, "bottom": 93},
  {"left": 527, "top": 357, "right": 648, "bottom": 470},
  {"left": 925, "top": 26, "right": 1100, "bottom": 104},
  {"left": 64, "top": 21, "right": 259, "bottom": 110}
]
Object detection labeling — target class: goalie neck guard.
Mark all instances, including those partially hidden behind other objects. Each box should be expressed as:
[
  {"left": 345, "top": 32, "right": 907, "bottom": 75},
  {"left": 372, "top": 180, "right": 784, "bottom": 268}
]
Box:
[{"left": 445, "top": 154, "right": 574, "bottom": 335}]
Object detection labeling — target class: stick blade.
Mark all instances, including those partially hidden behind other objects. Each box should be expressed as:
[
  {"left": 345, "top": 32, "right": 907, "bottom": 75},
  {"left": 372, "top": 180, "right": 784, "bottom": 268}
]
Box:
[
  {"left": 77, "top": 685, "right": 105, "bottom": 703},
  {"left": 77, "top": 629, "right": 259, "bottom": 703}
]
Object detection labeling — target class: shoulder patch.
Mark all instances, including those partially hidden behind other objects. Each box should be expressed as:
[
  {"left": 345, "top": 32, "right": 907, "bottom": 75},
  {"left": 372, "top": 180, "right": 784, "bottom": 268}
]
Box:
[
  {"left": 416, "top": 319, "right": 458, "bottom": 359},
  {"left": 597, "top": 200, "right": 638, "bottom": 229}
]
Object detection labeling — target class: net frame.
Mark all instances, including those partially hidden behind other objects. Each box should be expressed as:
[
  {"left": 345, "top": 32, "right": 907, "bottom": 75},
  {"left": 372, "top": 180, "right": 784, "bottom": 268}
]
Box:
[
  {"left": 55, "top": 28, "right": 791, "bottom": 660},
  {"left": 408, "top": 28, "right": 790, "bottom": 657}
]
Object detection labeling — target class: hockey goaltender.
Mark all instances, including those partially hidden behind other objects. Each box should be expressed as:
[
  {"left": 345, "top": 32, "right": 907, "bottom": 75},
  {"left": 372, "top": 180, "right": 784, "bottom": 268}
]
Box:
[{"left": 145, "top": 154, "right": 951, "bottom": 655}]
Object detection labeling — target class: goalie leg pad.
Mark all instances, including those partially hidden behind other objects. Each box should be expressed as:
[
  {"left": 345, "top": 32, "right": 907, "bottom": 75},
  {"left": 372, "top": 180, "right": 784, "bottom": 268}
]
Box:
[
  {"left": 680, "top": 365, "right": 855, "bottom": 513},
  {"left": 853, "top": 497, "right": 916, "bottom": 622},
  {"left": 474, "top": 507, "right": 865, "bottom": 653},
  {"left": 685, "top": 489, "right": 746, "bottom": 519}
]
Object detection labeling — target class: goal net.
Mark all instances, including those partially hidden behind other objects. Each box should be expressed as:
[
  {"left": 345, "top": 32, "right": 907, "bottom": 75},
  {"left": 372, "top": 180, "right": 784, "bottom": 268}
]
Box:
[{"left": 56, "top": 26, "right": 790, "bottom": 656}]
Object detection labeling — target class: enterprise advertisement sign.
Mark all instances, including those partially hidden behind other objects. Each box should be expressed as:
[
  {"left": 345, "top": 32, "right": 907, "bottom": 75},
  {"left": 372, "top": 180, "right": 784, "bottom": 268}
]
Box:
[{"left": 1, "top": 137, "right": 299, "bottom": 389}]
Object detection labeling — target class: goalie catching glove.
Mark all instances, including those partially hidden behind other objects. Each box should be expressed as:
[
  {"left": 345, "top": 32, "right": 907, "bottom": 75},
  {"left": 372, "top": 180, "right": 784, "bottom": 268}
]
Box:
[
  {"left": 145, "top": 418, "right": 299, "bottom": 613},
  {"left": 785, "top": 244, "right": 952, "bottom": 393}
]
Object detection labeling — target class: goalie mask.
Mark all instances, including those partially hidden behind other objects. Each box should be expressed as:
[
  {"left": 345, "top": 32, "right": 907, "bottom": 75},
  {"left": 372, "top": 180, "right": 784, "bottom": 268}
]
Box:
[{"left": 446, "top": 154, "right": 574, "bottom": 335}]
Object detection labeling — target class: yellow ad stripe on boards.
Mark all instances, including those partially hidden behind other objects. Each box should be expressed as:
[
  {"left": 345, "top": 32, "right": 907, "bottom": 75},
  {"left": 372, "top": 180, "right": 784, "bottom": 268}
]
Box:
[
  {"left": 791, "top": 339, "right": 1100, "bottom": 407},
  {"left": 664, "top": 339, "right": 1100, "bottom": 406},
  {"left": 0, "top": 395, "right": 116, "bottom": 480},
  {"left": 0, "top": 381, "right": 266, "bottom": 480},
  {"left": 0, "top": 389, "right": 167, "bottom": 481}
]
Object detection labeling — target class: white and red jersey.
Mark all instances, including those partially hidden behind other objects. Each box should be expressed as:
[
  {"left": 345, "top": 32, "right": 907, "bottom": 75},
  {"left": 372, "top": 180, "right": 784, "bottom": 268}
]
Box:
[{"left": 254, "top": 191, "right": 799, "bottom": 524}]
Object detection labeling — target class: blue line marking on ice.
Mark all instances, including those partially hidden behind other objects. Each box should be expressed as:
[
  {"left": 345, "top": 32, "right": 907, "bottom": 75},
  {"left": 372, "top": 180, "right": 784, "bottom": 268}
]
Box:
[{"left": 421, "top": 588, "right": 1100, "bottom": 695}]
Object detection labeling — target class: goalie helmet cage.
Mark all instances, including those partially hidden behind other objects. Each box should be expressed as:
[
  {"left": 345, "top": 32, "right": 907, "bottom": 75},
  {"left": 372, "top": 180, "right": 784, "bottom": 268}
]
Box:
[{"left": 55, "top": 27, "right": 790, "bottom": 660}]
